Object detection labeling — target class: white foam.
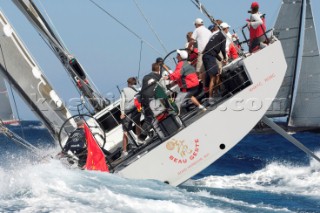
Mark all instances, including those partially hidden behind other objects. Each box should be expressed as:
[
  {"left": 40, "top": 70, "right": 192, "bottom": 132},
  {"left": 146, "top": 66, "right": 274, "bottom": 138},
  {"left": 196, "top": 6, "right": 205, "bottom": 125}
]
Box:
[
  {"left": 0, "top": 157, "right": 225, "bottom": 213},
  {"left": 191, "top": 152, "right": 320, "bottom": 197}
]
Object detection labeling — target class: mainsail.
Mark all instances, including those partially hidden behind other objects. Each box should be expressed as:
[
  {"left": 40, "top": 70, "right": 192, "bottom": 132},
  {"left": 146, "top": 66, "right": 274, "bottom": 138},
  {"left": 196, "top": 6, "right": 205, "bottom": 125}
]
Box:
[
  {"left": 0, "top": 76, "right": 17, "bottom": 124},
  {"left": 0, "top": 11, "right": 73, "bottom": 140},
  {"left": 267, "top": 0, "right": 304, "bottom": 117},
  {"left": 288, "top": 0, "right": 320, "bottom": 127},
  {"left": 267, "top": 0, "right": 320, "bottom": 128}
]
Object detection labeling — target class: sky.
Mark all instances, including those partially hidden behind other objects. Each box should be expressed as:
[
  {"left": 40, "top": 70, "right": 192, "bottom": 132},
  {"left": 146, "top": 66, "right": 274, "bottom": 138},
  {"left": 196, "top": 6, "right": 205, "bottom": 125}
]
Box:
[{"left": 0, "top": 0, "right": 320, "bottom": 120}]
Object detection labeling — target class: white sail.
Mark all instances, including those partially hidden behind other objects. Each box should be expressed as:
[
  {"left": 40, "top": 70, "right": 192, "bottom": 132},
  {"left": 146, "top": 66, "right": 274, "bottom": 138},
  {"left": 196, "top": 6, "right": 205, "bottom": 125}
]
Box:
[
  {"left": 266, "top": 0, "right": 304, "bottom": 117},
  {"left": 0, "top": 76, "right": 17, "bottom": 124},
  {"left": 0, "top": 11, "right": 74, "bottom": 140},
  {"left": 288, "top": 0, "right": 320, "bottom": 127}
]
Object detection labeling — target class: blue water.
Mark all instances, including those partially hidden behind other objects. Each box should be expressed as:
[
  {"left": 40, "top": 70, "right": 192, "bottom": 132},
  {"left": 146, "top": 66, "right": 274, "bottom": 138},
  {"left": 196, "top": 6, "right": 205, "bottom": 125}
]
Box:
[{"left": 1, "top": 121, "right": 320, "bottom": 212}]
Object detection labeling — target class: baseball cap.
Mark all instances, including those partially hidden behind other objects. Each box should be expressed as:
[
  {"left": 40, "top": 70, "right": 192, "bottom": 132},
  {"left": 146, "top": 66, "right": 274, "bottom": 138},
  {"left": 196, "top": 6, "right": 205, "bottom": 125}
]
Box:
[
  {"left": 251, "top": 2, "right": 259, "bottom": 8},
  {"left": 176, "top": 49, "right": 188, "bottom": 60},
  {"left": 156, "top": 57, "right": 163, "bottom": 63},
  {"left": 194, "top": 18, "right": 203, "bottom": 25},
  {"left": 220, "top": 22, "right": 230, "bottom": 29},
  {"left": 208, "top": 24, "right": 215, "bottom": 31}
]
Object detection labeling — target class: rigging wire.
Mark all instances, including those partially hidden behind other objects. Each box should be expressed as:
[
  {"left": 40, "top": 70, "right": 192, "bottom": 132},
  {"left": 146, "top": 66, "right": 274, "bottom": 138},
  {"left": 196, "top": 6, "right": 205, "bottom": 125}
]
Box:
[
  {"left": 190, "top": 0, "right": 245, "bottom": 56},
  {"left": 132, "top": 0, "right": 168, "bottom": 55},
  {"left": 88, "top": 0, "right": 162, "bottom": 55},
  {"left": 37, "top": 35, "right": 93, "bottom": 113},
  {"left": 32, "top": 0, "right": 105, "bottom": 108},
  {"left": 137, "top": 40, "right": 143, "bottom": 80},
  {"left": 35, "top": 0, "right": 70, "bottom": 53},
  {"left": 0, "top": 119, "right": 41, "bottom": 155}
]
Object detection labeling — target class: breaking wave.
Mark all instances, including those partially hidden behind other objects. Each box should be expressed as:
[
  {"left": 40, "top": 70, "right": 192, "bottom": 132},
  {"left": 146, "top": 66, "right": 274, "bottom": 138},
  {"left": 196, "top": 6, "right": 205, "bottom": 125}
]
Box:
[{"left": 188, "top": 152, "right": 320, "bottom": 197}]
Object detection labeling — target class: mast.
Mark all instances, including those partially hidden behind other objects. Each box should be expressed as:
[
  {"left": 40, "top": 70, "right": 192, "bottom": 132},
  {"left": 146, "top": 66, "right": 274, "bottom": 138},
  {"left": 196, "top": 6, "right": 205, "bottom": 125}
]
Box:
[
  {"left": 12, "top": 0, "right": 109, "bottom": 113},
  {"left": 190, "top": 0, "right": 215, "bottom": 24}
]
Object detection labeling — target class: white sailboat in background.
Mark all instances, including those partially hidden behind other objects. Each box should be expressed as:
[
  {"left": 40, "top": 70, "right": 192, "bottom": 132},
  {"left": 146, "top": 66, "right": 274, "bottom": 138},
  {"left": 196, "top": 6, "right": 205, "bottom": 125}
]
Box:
[
  {"left": 266, "top": 0, "right": 320, "bottom": 129},
  {"left": 0, "top": 76, "right": 18, "bottom": 125}
]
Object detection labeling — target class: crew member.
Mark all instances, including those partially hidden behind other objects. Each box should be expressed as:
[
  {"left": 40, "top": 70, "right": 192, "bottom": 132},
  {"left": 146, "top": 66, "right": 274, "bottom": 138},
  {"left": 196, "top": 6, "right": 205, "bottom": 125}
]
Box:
[
  {"left": 247, "top": 2, "right": 267, "bottom": 52},
  {"left": 61, "top": 119, "right": 87, "bottom": 167},
  {"left": 164, "top": 50, "right": 206, "bottom": 112},
  {"left": 120, "top": 77, "right": 142, "bottom": 157},
  {"left": 139, "top": 63, "right": 162, "bottom": 140}
]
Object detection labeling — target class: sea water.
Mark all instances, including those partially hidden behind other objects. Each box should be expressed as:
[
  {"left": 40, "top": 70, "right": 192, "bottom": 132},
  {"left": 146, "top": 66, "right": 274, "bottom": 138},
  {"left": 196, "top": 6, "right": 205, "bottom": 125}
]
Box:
[{"left": 1, "top": 121, "right": 320, "bottom": 212}]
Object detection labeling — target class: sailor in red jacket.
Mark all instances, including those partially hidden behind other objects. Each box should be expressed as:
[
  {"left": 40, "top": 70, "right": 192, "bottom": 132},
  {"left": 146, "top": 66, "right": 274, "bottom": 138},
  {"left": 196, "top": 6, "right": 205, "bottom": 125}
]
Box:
[
  {"left": 164, "top": 49, "right": 206, "bottom": 112},
  {"left": 247, "top": 2, "right": 267, "bottom": 52}
]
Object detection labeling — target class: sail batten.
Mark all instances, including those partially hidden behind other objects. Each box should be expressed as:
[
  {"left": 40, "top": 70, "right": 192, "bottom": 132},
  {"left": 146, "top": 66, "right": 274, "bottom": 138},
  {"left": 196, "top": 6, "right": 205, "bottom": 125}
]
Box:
[{"left": 289, "top": 0, "right": 320, "bottom": 127}]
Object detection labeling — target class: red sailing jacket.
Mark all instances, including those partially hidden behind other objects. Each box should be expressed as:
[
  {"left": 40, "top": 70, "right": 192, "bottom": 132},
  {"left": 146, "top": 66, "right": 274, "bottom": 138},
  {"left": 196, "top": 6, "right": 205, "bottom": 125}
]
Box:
[
  {"left": 169, "top": 60, "right": 199, "bottom": 91},
  {"left": 249, "top": 16, "right": 266, "bottom": 41}
]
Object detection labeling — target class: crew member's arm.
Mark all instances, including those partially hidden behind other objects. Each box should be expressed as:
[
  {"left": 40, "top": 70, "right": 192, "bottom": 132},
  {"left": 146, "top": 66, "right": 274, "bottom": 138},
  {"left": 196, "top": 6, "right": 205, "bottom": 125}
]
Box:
[
  {"left": 221, "top": 34, "right": 227, "bottom": 64},
  {"left": 120, "top": 91, "right": 126, "bottom": 119},
  {"left": 168, "top": 62, "right": 183, "bottom": 81}
]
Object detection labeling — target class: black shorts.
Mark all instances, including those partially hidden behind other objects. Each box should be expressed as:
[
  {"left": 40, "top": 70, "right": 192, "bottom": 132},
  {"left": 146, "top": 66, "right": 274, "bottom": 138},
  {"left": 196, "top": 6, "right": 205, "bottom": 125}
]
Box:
[
  {"left": 203, "top": 54, "right": 219, "bottom": 76},
  {"left": 185, "top": 86, "right": 199, "bottom": 99},
  {"left": 122, "top": 109, "right": 141, "bottom": 131}
]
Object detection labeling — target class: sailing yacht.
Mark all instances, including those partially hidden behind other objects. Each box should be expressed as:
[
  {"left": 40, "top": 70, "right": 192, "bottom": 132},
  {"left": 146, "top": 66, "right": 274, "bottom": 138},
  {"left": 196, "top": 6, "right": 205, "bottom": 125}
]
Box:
[
  {"left": 0, "top": 77, "right": 18, "bottom": 125},
  {"left": 0, "top": 0, "right": 292, "bottom": 186},
  {"left": 266, "top": 0, "right": 320, "bottom": 129}
]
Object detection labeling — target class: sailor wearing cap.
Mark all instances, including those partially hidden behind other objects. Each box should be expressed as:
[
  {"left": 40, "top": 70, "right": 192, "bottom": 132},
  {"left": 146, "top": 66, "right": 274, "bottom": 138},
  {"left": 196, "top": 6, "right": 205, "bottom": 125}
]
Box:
[
  {"left": 187, "top": 18, "right": 212, "bottom": 90},
  {"left": 247, "top": 2, "right": 267, "bottom": 52},
  {"left": 164, "top": 50, "right": 206, "bottom": 112}
]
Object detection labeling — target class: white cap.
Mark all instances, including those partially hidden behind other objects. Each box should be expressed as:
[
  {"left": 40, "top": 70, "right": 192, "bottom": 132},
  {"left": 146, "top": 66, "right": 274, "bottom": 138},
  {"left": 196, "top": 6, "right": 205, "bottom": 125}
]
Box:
[
  {"left": 194, "top": 18, "right": 203, "bottom": 25},
  {"left": 176, "top": 49, "right": 188, "bottom": 60},
  {"left": 220, "top": 22, "right": 231, "bottom": 29}
]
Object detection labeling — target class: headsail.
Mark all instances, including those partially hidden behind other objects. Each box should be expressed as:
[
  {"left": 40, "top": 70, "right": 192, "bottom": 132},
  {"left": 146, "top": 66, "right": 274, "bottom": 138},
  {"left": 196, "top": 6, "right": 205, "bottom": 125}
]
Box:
[
  {"left": 0, "top": 11, "right": 73, "bottom": 140},
  {"left": 266, "top": 0, "right": 304, "bottom": 117},
  {"left": 288, "top": 0, "right": 320, "bottom": 127},
  {"left": 0, "top": 76, "right": 17, "bottom": 124}
]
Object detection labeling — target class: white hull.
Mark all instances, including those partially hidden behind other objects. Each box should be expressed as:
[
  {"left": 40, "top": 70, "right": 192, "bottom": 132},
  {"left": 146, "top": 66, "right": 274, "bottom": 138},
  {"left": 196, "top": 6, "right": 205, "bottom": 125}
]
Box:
[{"left": 118, "top": 41, "right": 287, "bottom": 186}]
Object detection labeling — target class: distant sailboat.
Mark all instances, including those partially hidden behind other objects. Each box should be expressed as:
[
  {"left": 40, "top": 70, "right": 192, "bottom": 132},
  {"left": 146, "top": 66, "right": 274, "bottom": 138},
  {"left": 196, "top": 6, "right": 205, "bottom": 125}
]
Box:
[
  {"left": 267, "top": 0, "right": 320, "bottom": 129},
  {"left": 0, "top": 76, "right": 18, "bottom": 125}
]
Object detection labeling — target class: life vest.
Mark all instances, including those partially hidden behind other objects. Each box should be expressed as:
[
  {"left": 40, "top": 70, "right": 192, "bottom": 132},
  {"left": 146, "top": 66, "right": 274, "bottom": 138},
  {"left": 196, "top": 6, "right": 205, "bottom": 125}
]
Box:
[
  {"left": 63, "top": 128, "right": 87, "bottom": 155},
  {"left": 140, "top": 72, "right": 161, "bottom": 99},
  {"left": 249, "top": 16, "right": 266, "bottom": 41},
  {"left": 189, "top": 48, "right": 198, "bottom": 67},
  {"left": 228, "top": 43, "right": 239, "bottom": 60}
]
